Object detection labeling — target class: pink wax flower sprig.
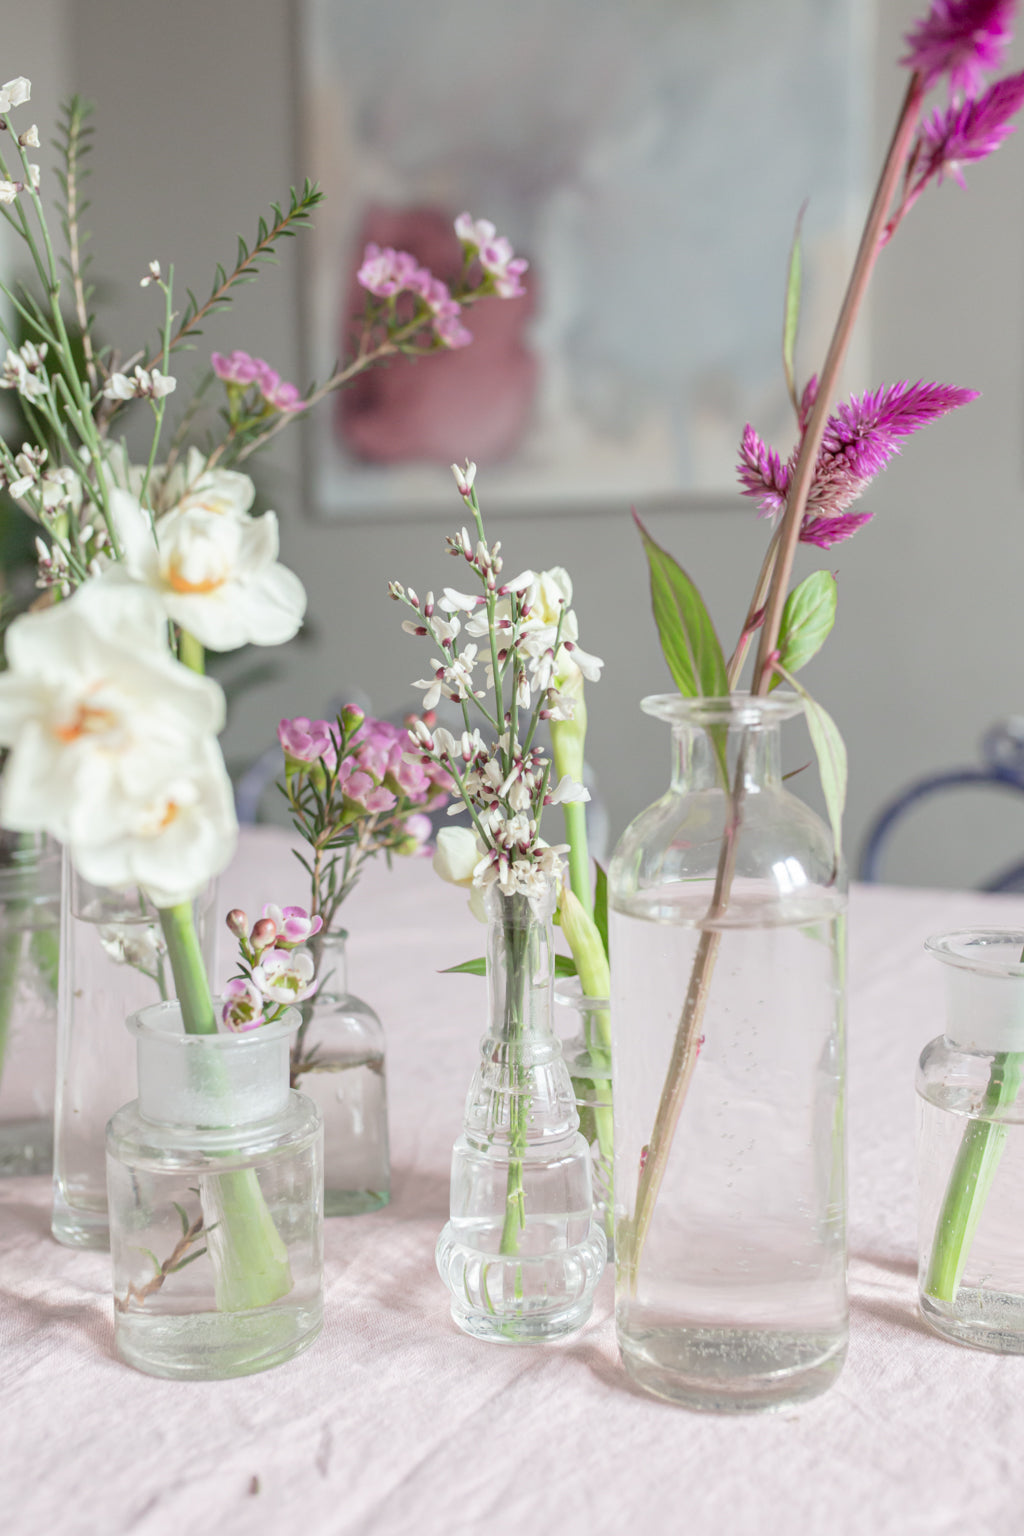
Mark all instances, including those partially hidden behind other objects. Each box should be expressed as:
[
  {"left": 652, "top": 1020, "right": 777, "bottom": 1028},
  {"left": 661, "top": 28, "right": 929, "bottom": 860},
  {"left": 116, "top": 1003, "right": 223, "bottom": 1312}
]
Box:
[
  {"left": 222, "top": 904, "right": 322, "bottom": 1030},
  {"left": 211, "top": 349, "right": 305, "bottom": 433},
  {"left": 354, "top": 212, "right": 527, "bottom": 356},
  {"left": 278, "top": 705, "right": 450, "bottom": 939}
]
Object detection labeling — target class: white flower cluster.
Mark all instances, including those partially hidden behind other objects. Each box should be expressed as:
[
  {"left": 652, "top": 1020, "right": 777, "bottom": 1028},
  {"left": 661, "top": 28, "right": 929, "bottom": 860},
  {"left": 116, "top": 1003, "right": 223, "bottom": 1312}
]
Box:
[
  {"left": 0, "top": 341, "right": 48, "bottom": 401},
  {"left": 393, "top": 467, "right": 602, "bottom": 915},
  {"left": 102, "top": 365, "right": 177, "bottom": 402},
  {"left": 0, "top": 79, "right": 39, "bottom": 203}
]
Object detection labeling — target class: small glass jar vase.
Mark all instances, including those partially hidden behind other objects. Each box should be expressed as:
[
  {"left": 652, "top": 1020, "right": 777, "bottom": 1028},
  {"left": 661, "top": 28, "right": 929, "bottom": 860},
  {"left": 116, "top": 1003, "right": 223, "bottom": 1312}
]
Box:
[
  {"left": 291, "top": 928, "right": 390, "bottom": 1216},
  {"left": 106, "top": 1000, "right": 324, "bottom": 1380},
  {"left": 553, "top": 978, "right": 613, "bottom": 1258},
  {"left": 608, "top": 694, "right": 847, "bottom": 1412},
  {"left": 0, "top": 832, "right": 60, "bottom": 1175},
  {"left": 436, "top": 878, "right": 606, "bottom": 1343},
  {"left": 918, "top": 930, "right": 1024, "bottom": 1351},
  {"left": 53, "top": 853, "right": 215, "bottom": 1249}
]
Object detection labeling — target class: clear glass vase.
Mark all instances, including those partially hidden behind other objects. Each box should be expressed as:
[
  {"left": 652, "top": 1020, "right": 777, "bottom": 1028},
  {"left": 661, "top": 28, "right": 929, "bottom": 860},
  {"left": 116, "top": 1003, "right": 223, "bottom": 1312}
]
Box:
[
  {"left": 52, "top": 851, "right": 214, "bottom": 1249},
  {"left": 106, "top": 1000, "right": 324, "bottom": 1380},
  {"left": 553, "top": 978, "right": 613, "bottom": 1258},
  {"left": 918, "top": 929, "right": 1024, "bottom": 1351},
  {"left": 608, "top": 693, "right": 847, "bottom": 1412},
  {"left": 291, "top": 928, "right": 390, "bottom": 1216},
  {"left": 436, "top": 877, "right": 606, "bottom": 1343},
  {"left": 0, "top": 832, "right": 60, "bottom": 1175}
]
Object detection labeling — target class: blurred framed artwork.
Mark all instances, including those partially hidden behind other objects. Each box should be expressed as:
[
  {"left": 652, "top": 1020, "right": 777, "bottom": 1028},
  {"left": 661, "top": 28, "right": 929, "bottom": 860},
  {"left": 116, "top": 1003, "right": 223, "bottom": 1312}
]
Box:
[{"left": 299, "top": 0, "right": 871, "bottom": 520}]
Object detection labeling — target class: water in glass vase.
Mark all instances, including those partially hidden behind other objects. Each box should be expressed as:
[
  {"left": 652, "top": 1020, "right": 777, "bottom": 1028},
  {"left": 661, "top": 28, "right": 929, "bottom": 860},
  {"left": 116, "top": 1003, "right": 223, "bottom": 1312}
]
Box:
[
  {"left": 611, "top": 896, "right": 847, "bottom": 1413},
  {"left": 917, "top": 1087, "right": 1024, "bottom": 1350},
  {"left": 292, "top": 1051, "right": 389, "bottom": 1215}
]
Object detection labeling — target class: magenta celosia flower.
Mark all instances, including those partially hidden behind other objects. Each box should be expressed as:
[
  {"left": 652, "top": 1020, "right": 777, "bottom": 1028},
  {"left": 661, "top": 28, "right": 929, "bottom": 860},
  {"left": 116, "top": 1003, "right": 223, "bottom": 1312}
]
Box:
[
  {"left": 902, "top": 0, "right": 1015, "bottom": 95},
  {"left": 919, "top": 67, "right": 1024, "bottom": 184},
  {"left": 738, "top": 379, "right": 977, "bottom": 548},
  {"left": 278, "top": 716, "right": 336, "bottom": 768},
  {"left": 221, "top": 977, "right": 265, "bottom": 1032}
]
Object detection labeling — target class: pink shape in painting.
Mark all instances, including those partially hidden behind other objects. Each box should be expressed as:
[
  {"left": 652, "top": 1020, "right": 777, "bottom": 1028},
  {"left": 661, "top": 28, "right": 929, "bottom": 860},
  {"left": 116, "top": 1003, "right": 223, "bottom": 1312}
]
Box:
[{"left": 338, "top": 205, "right": 537, "bottom": 466}]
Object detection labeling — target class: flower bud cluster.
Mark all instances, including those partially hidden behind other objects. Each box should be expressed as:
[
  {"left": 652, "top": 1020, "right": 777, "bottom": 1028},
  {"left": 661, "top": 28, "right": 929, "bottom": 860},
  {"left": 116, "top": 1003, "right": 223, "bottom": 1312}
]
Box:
[
  {"left": 222, "top": 901, "right": 323, "bottom": 1030},
  {"left": 212, "top": 349, "right": 305, "bottom": 416},
  {"left": 102, "top": 364, "right": 177, "bottom": 402},
  {"left": 0, "top": 341, "right": 48, "bottom": 402}
]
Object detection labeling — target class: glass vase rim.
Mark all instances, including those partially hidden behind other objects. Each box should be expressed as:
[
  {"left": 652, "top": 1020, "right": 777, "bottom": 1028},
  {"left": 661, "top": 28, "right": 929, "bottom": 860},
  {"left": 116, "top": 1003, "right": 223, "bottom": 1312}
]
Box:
[
  {"left": 925, "top": 929, "right": 1024, "bottom": 979},
  {"left": 553, "top": 976, "right": 610, "bottom": 1008},
  {"left": 640, "top": 690, "right": 804, "bottom": 726},
  {"left": 127, "top": 998, "right": 301, "bottom": 1047}
]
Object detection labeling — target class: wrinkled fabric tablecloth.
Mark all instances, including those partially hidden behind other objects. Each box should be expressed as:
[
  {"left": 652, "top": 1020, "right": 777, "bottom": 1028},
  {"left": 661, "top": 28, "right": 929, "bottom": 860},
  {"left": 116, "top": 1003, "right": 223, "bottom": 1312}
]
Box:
[{"left": 3, "top": 826, "right": 1024, "bottom": 1536}]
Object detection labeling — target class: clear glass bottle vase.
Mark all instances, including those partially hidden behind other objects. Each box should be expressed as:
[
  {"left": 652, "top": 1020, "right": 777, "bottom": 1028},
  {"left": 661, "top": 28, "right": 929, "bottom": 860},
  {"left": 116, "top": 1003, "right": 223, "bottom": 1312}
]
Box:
[
  {"left": 608, "top": 694, "right": 847, "bottom": 1412},
  {"left": 436, "top": 877, "right": 606, "bottom": 1343},
  {"left": 107, "top": 1000, "right": 323, "bottom": 1380},
  {"left": 0, "top": 831, "right": 60, "bottom": 1175},
  {"left": 917, "top": 929, "right": 1024, "bottom": 1351},
  {"left": 52, "top": 850, "right": 214, "bottom": 1249},
  {"left": 291, "top": 928, "right": 390, "bottom": 1216}
]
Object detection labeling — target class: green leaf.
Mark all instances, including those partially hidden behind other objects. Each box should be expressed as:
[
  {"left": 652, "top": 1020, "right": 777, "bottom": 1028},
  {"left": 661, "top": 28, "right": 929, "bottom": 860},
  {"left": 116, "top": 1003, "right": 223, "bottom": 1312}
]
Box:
[
  {"left": 633, "top": 511, "right": 728, "bottom": 699},
  {"left": 774, "top": 570, "right": 837, "bottom": 685},
  {"left": 783, "top": 201, "right": 807, "bottom": 413},
  {"left": 168, "top": 1247, "right": 207, "bottom": 1273},
  {"left": 441, "top": 954, "right": 578, "bottom": 978},
  {"left": 172, "top": 1201, "right": 190, "bottom": 1237},
  {"left": 594, "top": 862, "right": 609, "bottom": 961},
  {"left": 776, "top": 665, "right": 847, "bottom": 871}
]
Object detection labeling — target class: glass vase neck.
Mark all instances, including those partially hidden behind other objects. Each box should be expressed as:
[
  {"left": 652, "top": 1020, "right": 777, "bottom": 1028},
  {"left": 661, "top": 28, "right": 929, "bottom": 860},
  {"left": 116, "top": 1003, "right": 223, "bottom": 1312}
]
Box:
[
  {"left": 484, "top": 883, "right": 556, "bottom": 1046},
  {"left": 926, "top": 930, "right": 1024, "bottom": 1052},
  {"left": 313, "top": 928, "right": 349, "bottom": 1000},
  {"left": 641, "top": 693, "right": 797, "bottom": 794}
]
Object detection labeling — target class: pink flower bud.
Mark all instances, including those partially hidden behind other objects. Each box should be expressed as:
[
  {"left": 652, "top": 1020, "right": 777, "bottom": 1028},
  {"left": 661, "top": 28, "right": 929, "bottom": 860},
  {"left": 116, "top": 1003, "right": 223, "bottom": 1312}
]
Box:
[
  {"left": 225, "top": 909, "right": 248, "bottom": 938},
  {"left": 250, "top": 917, "right": 277, "bottom": 952}
]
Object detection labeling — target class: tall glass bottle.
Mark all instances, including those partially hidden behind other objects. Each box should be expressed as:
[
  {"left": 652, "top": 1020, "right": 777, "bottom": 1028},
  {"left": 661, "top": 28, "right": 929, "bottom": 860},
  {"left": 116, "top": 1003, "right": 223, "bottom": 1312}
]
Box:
[
  {"left": 52, "top": 850, "right": 214, "bottom": 1248},
  {"left": 0, "top": 831, "right": 60, "bottom": 1174},
  {"left": 918, "top": 929, "right": 1024, "bottom": 1351},
  {"left": 609, "top": 694, "right": 847, "bottom": 1412},
  {"left": 291, "top": 928, "right": 390, "bottom": 1216},
  {"left": 436, "top": 877, "right": 606, "bottom": 1342}
]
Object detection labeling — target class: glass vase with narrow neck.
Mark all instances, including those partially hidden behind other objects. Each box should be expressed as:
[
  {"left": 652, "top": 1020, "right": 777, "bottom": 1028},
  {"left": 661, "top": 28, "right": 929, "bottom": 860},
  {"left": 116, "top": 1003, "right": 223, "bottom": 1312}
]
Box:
[
  {"left": 0, "top": 832, "right": 60, "bottom": 1174},
  {"left": 291, "top": 928, "right": 389, "bottom": 1216},
  {"left": 107, "top": 1000, "right": 323, "bottom": 1380},
  {"left": 52, "top": 851, "right": 215, "bottom": 1249},
  {"left": 608, "top": 693, "right": 847, "bottom": 1412},
  {"left": 918, "top": 930, "right": 1024, "bottom": 1351},
  {"left": 436, "top": 876, "right": 606, "bottom": 1342}
]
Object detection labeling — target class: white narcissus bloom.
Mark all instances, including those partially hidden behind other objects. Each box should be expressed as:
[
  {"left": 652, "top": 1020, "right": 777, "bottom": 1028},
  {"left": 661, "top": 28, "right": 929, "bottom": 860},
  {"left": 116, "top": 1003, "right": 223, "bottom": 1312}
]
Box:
[
  {"left": 433, "top": 825, "right": 488, "bottom": 921},
  {"left": 0, "top": 573, "right": 237, "bottom": 905},
  {"left": 156, "top": 446, "right": 257, "bottom": 521},
  {"left": 110, "top": 487, "right": 306, "bottom": 651}
]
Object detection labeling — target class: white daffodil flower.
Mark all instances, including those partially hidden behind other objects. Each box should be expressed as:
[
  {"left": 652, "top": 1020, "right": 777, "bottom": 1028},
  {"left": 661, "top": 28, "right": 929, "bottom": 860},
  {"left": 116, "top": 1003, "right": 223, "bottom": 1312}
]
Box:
[
  {"left": 433, "top": 826, "right": 488, "bottom": 921},
  {"left": 0, "top": 573, "right": 236, "bottom": 903},
  {"left": 110, "top": 487, "right": 306, "bottom": 651},
  {"left": 75, "top": 735, "right": 237, "bottom": 907},
  {"left": 157, "top": 446, "right": 256, "bottom": 521}
]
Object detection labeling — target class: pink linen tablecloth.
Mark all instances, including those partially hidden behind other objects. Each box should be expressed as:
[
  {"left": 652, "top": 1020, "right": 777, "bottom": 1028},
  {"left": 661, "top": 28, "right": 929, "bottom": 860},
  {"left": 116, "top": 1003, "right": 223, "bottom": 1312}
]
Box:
[{"left": 3, "top": 826, "right": 1024, "bottom": 1536}]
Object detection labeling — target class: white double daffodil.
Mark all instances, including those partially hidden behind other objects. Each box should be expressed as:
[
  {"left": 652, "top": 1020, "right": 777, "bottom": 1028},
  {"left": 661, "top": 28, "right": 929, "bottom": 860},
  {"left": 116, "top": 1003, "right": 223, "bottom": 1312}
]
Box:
[
  {"left": 0, "top": 574, "right": 237, "bottom": 905},
  {"left": 110, "top": 482, "right": 307, "bottom": 651}
]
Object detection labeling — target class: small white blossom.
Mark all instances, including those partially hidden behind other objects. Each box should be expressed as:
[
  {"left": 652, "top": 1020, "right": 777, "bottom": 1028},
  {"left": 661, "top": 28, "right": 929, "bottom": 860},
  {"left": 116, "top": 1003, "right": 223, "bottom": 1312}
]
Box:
[
  {"left": 17, "top": 124, "right": 38, "bottom": 148},
  {"left": 450, "top": 459, "right": 477, "bottom": 497},
  {"left": 0, "top": 181, "right": 18, "bottom": 204},
  {"left": 27, "top": 163, "right": 39, "bottom": 189},
  {"left": 0, "top": 78, "right": 31, "bottom": 110},
  {"left": 103, "top": 365, "right": 177, "bottom": 402},
  {"left": 140, "top": 259, "right": 162, "bottom": 287}
]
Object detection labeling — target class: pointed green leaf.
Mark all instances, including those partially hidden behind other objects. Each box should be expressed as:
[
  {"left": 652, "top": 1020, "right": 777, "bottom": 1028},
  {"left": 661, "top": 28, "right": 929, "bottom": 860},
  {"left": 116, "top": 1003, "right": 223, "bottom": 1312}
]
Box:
[
  {"left": 441, "top": 954, "right": 578, "bottom": 978},
  {"left": 172, "top": 1201, "right": 190, "bottom": 1237},
  {"left": 634, "top": 512, "right": 728, "bottom": 698},
  {"left": 594, "top": 862, "right": 609, "bottom": 961},
  {"left": 783, "top": 202, "right": 807, "bottom": 413},
  {"left": 774, "top": 570, "right": 837, "bottom": 686},
  {"left": 776, "top": 665, "right": 846, "bottom": 869},
  {"left": 168, "top": 1247, "right": 207, "bottom": 1273}
]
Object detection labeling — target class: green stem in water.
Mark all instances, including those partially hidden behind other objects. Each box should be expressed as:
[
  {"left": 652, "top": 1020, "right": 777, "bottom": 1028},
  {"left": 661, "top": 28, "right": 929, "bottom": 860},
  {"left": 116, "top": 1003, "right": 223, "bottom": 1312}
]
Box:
[
  {"left": 177, "top": 630, "right": 205, "bottom": 675},
  {"left": 499, "top": 902, "right": 530, "bottom": 1259},
  {"left": 157, "top": 901, "right": 292, "bottom": 1311},
  {"left": 925, "top": 1051, "right": 1023, "bottom": 1304}
]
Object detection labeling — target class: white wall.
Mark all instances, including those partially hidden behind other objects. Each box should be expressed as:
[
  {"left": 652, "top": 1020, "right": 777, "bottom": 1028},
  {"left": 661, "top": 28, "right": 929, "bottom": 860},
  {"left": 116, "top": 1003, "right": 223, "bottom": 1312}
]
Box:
[{"left": 9, "top": 0, "right": 1024, "bottom": 884}]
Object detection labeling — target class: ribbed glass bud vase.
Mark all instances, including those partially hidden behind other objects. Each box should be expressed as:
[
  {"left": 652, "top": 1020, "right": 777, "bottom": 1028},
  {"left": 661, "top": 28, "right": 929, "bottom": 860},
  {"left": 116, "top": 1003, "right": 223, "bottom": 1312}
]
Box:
[{"left": 436, "top": 876, "right": 606, "bottom": 1342}]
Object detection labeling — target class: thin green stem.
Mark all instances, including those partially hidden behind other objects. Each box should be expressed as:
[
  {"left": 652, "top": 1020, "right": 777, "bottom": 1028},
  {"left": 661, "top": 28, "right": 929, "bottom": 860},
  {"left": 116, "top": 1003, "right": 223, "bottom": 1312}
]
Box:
[
  {"left": 177, "top": 629, "right": 205, "bottom": 674},
  {"left": 158, "top": 903, "right": 216, "bottom": 1034},
  {"left": 925, "top": 1052, "right": 1023, "bottom": 1303}
]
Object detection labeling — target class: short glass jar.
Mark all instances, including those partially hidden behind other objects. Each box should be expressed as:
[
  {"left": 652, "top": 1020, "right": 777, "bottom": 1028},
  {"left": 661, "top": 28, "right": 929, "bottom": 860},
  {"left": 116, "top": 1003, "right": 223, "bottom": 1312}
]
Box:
[
  {"left": 918, "top": 929, "right": 1024, "bottom": 1351},
  {"left": 106, "top": 1001, "right": 324, "bottom": 1380},
  {"left": 291, "top": 929, "right": 390, "bottom": 1215}
]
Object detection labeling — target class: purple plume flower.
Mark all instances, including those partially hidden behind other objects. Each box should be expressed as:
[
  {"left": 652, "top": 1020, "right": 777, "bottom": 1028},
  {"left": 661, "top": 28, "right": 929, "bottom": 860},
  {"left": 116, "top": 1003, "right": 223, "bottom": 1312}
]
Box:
[
  {"left": 737, "top": 424, "right": 791, "bottom": 514},
  {"left": 902, "top": 0, "right": 1015, "bottom": 96},
  {"left": 919, "top": 67, "right": 1024, "bottom": 185},
  {"left": 736, "top": 379, "right": 977, "bottom": 549}
]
